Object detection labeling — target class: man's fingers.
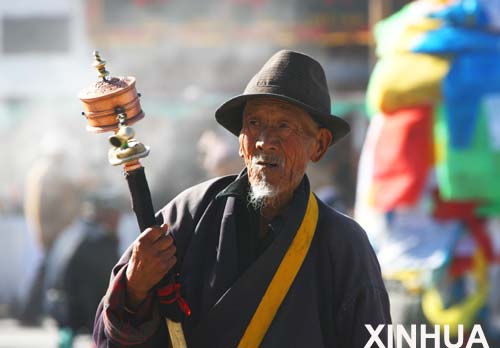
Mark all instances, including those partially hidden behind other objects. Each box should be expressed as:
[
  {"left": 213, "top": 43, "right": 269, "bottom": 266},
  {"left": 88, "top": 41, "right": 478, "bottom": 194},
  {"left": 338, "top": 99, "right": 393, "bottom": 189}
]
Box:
[
  {"left": 154, "top": 234, "right": 175, "bottom": 250},
  {"left": 155, "top": 243, "right": 176, "bottom": 258},
  {"left": 141, "top": 224, "right": 169, "bottom": 242},
  {"left": 160, "top": 255, "right": 177, "bottom": 272},
  {"left": 160, "top": 223, "right": 169, "bottom": 234}
]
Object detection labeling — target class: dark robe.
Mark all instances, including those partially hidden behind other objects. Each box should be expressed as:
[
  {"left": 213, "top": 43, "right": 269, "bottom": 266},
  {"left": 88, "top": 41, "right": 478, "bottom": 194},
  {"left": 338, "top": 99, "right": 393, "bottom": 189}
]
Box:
[
  {"left": 45, "top": 219, "right": 118, "bottom": 332},
  {"left": 94, "top": 173, "right": 391, "bottom": 348}
]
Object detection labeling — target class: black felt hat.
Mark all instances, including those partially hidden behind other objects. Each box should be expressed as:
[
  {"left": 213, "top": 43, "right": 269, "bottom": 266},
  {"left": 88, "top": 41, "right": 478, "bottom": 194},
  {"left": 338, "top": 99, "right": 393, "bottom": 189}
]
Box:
[{"left": 215, "top": 50, "right": 350, "bottom": 145}]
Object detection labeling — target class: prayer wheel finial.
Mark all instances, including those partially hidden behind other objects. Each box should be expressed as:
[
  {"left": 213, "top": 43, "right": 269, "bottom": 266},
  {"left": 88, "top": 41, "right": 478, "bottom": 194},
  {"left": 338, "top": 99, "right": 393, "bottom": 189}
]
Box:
[{"left": 92, "top": 50, "right": 110, "bottom": 80}]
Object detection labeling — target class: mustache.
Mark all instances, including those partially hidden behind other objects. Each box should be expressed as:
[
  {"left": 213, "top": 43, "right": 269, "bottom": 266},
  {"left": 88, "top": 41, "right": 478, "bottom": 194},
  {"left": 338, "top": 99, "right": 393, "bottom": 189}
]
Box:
[{"left": 251, "top": 154, "right": 283, "bottom": 167}]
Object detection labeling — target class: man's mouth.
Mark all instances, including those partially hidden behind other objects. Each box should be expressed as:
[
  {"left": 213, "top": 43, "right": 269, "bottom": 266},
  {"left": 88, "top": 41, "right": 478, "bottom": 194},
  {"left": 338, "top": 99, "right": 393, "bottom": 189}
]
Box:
[
  {"left": 256, "top": 160, "right": 278, "bottom": 168},
  {"left": 252, "top": 155, "right": 282, "bottom": 169}
]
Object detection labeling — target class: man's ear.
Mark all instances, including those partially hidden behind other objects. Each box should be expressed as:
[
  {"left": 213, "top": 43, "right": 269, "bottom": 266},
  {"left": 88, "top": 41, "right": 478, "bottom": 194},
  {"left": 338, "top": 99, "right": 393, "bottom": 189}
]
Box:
[
  {"left": 238, "top": 134, "right": 245, "bottom": 158},
  {"left": 310, "top": 128, "right": 332, "bottom": 162}
]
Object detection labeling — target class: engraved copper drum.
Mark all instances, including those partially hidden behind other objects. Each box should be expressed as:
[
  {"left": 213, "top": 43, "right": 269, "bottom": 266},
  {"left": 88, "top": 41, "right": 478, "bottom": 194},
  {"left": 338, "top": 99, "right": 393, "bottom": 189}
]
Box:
[{"left": 79, "top": 76, "right": 144, "bottom": 133}]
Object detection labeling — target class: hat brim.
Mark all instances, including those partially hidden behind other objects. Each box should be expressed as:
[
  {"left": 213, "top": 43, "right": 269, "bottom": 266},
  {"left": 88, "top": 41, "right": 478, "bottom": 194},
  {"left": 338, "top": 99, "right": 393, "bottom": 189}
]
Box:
[{"left": 215, "top": 93, "right": 350, "bottom": 146}]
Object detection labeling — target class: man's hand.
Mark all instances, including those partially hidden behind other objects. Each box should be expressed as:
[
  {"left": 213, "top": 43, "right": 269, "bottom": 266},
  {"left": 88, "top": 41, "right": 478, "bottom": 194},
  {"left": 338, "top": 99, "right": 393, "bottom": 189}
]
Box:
[{"left": 125, "top": 224, "right": 177, "bottom": 308}]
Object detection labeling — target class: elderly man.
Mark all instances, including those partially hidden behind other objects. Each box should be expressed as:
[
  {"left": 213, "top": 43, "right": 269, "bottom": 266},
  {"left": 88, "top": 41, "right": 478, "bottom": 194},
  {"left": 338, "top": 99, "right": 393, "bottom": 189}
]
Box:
[{"left": 93, "top": 50, "right": 391, "bottom": 348}]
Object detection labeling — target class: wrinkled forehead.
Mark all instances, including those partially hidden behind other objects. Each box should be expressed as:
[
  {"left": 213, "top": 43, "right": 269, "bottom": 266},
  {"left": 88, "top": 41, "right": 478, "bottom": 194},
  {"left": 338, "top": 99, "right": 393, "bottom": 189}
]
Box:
[
  {"left": 242, "top": 97, "right": 320, "bottom": 133},
  {"left": 243, "top": 97, "right": 308, "bottom": 115}
]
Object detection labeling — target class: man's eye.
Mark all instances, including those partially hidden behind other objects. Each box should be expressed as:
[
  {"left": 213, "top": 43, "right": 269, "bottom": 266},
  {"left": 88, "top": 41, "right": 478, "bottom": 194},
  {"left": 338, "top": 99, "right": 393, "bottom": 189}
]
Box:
[
  {"left": 248, "top": 120, "right": 259, "bottom": 126},
  {"left": 279, "top": 122, "right": 290, "bottom": 129}
]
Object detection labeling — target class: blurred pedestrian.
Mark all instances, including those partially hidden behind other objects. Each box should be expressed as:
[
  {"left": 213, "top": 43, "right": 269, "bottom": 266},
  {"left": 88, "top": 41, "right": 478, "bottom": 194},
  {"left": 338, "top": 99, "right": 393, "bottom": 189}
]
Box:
[
  {"left": 44, "top": 192, "right": 120, "bottom": 348},
  {"left": 17, "top": 149, "right": 81, "bottom": 326},
  {"left": 197, "top": 128, "right": 243, "bottom": 177}
]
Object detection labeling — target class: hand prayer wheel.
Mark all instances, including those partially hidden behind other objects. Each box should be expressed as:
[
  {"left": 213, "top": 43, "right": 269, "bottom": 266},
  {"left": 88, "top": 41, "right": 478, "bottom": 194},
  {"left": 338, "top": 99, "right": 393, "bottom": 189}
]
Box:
[
  {"left": 78, "top": 51, "right": 188, "bottom": 348},
  {"left": 78, "top": 51, "right": 149, "bottom": 166}
]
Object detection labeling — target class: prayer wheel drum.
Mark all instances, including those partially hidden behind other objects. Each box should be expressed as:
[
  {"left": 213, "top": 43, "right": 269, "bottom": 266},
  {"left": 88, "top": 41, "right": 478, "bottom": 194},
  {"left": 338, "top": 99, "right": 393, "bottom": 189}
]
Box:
[{"left": 78, "top": 52, "right": 144, "bottom": 133}]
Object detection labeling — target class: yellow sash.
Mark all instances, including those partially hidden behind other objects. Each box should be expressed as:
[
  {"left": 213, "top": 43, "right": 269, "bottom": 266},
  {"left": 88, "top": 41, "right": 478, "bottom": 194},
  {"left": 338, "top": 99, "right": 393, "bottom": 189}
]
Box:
[{"left": 238, "top": 192, "right": 319, "bottom": 348}]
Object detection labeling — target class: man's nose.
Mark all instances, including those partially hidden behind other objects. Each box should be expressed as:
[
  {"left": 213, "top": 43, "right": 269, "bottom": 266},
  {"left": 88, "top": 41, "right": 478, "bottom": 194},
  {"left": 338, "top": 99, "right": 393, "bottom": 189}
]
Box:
[{"left": 255, "top": 127, "right": 279, "bottom": 151}]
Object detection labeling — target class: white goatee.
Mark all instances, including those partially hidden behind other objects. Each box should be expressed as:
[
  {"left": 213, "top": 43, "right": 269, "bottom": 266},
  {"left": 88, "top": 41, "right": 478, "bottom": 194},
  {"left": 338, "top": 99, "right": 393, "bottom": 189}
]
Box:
[
  {"left": 248, "top": 179, "right": 279, "bottom": 210},
  {"left": 247, "top": 154, "right": 282, "bottom": 210}
]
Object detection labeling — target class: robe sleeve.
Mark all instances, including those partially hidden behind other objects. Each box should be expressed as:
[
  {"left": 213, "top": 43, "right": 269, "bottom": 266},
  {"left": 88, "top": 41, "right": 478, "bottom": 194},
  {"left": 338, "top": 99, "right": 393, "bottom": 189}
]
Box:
[{"left": 93, "top": 262, "right": 163, "bottom": 347}]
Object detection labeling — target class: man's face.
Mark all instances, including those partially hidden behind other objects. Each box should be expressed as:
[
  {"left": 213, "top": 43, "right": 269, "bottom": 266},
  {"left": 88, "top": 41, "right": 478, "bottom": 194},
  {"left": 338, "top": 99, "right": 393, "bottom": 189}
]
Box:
[{"left": 239, "top": 98, "right": 331, "bottom": 201}]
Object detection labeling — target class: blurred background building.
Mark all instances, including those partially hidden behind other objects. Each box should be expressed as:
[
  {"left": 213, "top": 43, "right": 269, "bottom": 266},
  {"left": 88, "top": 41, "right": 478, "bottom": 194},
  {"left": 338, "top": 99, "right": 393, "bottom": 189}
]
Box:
[{"left": 0, "top": 0, "right": 408, "bottom": 213}]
